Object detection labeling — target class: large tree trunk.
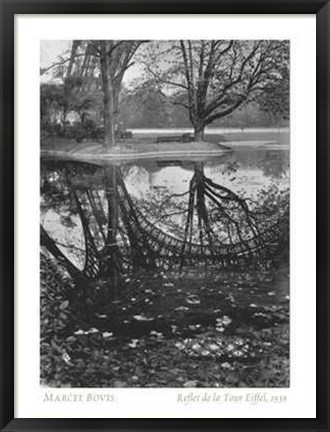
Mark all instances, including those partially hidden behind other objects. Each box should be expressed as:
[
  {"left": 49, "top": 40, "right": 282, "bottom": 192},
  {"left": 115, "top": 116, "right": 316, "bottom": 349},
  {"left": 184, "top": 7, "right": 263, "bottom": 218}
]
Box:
[
  {"left": 194, "top": 123, "right": 205, "bottom": 141},
  {"left": 100, "top": 41, "right": 116, "bottom": 150}
]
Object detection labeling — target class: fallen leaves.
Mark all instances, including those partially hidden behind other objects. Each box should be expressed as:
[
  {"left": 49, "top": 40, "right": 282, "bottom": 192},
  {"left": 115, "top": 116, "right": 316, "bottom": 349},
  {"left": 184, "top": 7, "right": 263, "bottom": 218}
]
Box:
[
  {"left": 59, "top": 300, "right": 69, "bottom": 310},
  {"left": 41, "top": 260, "right": 289, "bottom": 388},
  {"left": 128, "top": 339, "right": 139, "bottom": 348}
]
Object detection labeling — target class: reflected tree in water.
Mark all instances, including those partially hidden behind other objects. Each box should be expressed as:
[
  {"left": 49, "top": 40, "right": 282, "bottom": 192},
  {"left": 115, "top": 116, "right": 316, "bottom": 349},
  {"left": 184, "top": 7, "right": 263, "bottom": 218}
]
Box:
[
  {"left": 41, "top": 161, "right": 289, "bottom": 308},
  {"left": 136, "top": 162, "right": 288, "bottom": 269},
  {"left": 180, "top": 162, "right": 262, "bottom": 265}
]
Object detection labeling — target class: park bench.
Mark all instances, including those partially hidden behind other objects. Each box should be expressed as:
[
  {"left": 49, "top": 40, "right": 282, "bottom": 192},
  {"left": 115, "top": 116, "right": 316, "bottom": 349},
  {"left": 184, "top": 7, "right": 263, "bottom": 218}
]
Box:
[
  {"left": 116, "top": 130, "right": 133, "bottom": 139},
  {"left": 156, "top": 133, "right": 194, "bottom": 143},
  {"left": 156, "top": 135, "right": 182, "bottom": 143}
]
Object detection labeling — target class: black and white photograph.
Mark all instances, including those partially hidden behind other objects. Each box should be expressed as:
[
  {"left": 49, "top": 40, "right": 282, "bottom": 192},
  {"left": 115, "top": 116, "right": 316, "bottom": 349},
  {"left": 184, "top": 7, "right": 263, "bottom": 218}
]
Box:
[{"left": 40, "top": 39, "right": 290, "bottom": 389}]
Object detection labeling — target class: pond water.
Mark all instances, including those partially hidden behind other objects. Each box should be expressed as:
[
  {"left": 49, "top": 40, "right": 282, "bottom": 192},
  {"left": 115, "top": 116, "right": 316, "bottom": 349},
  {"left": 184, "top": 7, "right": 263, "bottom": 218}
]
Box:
[
  {"left": 41, "top": 146, "right": 290, "bottom": 386},
  {"left": 41, "top": 147, "right": 289, "bottom": 267},
  {"left": 125, "top": 147, "right": 289, "bottom": 200}
]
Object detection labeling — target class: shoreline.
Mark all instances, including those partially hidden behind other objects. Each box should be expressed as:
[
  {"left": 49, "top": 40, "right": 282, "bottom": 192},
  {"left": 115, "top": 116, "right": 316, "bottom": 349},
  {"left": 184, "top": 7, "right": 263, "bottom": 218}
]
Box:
[
  {"left": 40, "top": 138, "right": 232, "bottom": 161},
  {"left": 130, "top": 126, "right": 290, "bottom": 134},
  {"left": 40, "top": 129, "right": 289, "bottom": 161},
  {"left": 41, "top": 148, "right": 232, "bottom": 161}
]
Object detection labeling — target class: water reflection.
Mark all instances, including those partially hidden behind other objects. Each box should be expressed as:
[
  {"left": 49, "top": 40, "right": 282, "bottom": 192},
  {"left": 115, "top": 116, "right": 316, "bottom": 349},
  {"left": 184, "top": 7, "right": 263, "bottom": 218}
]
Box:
[
  {"left": 41, "top": 150, "right": 289, "bottom": 304},
  {"left": 124, "top": 150, "right": 289, "bottom": 201},
  {"left": 40, "top": 150, "right": 290, "bottom": 387}
]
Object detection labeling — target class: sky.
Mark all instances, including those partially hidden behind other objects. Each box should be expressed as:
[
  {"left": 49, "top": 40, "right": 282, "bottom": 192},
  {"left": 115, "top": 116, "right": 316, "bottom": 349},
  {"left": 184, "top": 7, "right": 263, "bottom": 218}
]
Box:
[{"left": 40, "top": 40, "right": 70, "bottom": 67}]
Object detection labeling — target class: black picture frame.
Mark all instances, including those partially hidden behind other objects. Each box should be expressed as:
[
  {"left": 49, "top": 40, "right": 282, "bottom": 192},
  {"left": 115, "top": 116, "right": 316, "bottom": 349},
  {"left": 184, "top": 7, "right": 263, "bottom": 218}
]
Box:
[{"left": 1, "top": 1, "right": 329, "bottom": 431}]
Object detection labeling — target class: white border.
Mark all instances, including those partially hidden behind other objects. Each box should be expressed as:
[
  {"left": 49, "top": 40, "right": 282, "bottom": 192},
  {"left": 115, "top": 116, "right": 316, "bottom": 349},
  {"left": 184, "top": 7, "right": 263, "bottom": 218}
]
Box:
[{"left": 15, "top": 15, "right": 316, "bottom": 418}]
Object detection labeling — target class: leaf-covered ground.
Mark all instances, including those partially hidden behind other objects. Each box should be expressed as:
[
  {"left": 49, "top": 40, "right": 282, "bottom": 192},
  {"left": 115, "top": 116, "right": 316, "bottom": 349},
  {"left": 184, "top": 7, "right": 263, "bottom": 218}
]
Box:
[{"left": 41, "top": 261, "right": 289, "bottom": 388}]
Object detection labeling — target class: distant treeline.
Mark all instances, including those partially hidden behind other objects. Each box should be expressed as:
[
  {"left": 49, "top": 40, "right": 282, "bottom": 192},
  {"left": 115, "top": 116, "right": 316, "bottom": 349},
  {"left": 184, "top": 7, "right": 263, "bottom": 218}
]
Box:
[{"left": 118, "top": 87, "right": 289, "bottom": 129}]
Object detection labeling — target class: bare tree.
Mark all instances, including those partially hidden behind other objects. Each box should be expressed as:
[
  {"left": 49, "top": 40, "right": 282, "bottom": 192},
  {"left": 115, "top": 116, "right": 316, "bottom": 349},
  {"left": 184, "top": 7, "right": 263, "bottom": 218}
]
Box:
[{"left": 145, "top": 40, "right": 289, "bottom": 140}]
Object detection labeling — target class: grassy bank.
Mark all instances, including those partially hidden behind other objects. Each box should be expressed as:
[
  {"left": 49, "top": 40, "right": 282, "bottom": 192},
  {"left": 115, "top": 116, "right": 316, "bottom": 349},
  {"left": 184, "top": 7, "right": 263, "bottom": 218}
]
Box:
[
  {"left": 41, "top": 137, "right": 231, "bottom": 159},
  {"left": 41, "top": 129, "right": 289, "bottom": 159}
]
